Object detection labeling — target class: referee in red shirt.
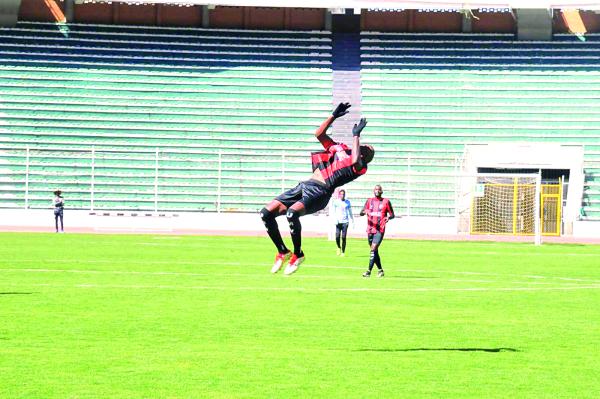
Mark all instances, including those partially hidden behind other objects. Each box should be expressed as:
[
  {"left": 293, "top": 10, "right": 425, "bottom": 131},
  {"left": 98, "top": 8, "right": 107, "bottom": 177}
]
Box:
[
  {"left": 360, "top": 185, "right": 395, "bottom": 278},
  {"left": 260, "top": 102, "right": 375, "bottom": 275}
]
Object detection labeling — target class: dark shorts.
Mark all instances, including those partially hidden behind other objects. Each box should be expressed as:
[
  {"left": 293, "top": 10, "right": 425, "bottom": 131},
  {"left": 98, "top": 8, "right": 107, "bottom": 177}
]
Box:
[
  {"left": 368, "top": 232, "right": 384, "bottom": 246},
  {"left": 54, "top": 208, "right": 63, "bottom": 217},
  {"left": 336, "top": 223, "right": 349, "bottom": 235},
  {"left": 275, "top": 180, "right": 332, "bottom": 214}
]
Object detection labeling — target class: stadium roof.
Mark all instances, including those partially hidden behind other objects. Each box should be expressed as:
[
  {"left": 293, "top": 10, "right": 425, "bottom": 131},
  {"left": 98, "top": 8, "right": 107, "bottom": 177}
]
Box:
[{"left": 74, "top": 0, "right": 600, "bottom": 10}]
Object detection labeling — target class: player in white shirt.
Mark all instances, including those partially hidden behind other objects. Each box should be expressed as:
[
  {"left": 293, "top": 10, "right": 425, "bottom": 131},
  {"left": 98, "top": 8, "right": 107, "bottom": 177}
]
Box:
[{"left": 331, "top": 189, "right": 354, "bottom": 256}]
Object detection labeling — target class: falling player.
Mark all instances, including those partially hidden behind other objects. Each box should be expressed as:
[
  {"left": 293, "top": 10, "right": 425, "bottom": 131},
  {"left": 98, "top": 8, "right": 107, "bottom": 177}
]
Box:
[{"left": 260, "top": 102, "right": 374, "bottom": 275}]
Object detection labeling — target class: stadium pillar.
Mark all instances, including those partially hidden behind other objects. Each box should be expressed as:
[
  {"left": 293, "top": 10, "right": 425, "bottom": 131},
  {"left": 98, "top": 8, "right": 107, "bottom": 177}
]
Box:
[
  {"left": 325, "top": 10, "right": 332, "bottom": 31},
  {"left": 64, "top": 0, "right": 74, "bottom": 23},
  {"left": 516, "top": 9, "right": 552, "bottom": 40},
  {"left": 0, "top": 0, "right": 21, "bottom": 27},
  {"left": 461, "top": 10, "right": 472, "bottom": 32},
  {"left": 202, "top": 5, "right": 209, "bottom": 28}
]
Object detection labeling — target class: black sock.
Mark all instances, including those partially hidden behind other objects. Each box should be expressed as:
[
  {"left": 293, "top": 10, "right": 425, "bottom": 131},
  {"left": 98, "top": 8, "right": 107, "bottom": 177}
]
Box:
[
  {"left": 342, "top": 236, "right": 347, "bottom": 253},
  {"left": 286, "top": 209, "right": 302, "bottom": 256},
  {"left": 260, "top": 208, "right": 288, "bottom": 253},
  {"left": 368, "top": 250, "right": 376, "bottom": 272},
  {"left": 374, "top": 250, "right": 382, "bottom": 270}
]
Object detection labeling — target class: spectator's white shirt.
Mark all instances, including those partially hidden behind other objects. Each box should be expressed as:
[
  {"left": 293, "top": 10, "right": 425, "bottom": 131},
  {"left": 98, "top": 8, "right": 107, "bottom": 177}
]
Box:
[
  {"left": 53, "top": 196, "right": 64, "bottom": 208},
  {"left": 331, "top": 198, "right": 353, "bottom": 224}
]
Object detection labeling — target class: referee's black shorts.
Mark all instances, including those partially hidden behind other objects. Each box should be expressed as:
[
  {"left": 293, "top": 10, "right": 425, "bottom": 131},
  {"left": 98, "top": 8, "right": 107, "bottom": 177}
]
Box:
[{"left": 275, "top": 179, "right": 332, "bottom": 214}]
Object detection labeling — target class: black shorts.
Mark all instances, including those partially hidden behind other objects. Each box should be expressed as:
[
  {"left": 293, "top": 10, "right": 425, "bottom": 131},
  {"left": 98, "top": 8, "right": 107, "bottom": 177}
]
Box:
[
  {"left": 275, "top": 180, "right": 332, "bottom": 214},
  {"left": 336, "top": 223, "right": 349, "bottom": 234},
  {"left": 54, "top": 208, "right": 63, "bottom": 217},
  {"left": 368, "top": 232, "right": 384, "bottom": 246}
]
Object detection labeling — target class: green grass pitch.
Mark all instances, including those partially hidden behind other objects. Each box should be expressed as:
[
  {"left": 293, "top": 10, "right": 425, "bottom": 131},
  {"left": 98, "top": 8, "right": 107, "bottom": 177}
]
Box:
[{"left": 1, "top": 232, "right": 599, "bottom": 398}]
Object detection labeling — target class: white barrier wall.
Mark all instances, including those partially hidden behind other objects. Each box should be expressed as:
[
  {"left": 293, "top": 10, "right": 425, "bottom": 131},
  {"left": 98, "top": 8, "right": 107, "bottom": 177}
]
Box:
[
  {"left": 0, "top": 209, "right": 457, "bottom": 236},
  {"left": 1, "top": 210, "right": 598, "bottom": 238}
]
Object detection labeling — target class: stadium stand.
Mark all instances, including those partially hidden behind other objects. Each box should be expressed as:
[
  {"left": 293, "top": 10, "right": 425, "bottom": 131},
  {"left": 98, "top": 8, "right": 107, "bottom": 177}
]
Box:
[
  {"left": 360, "top": 31, "right": 600, "bottom": 220},
  {"left": 1, "top": 21, "right": 600, "bottom": 223},
  {"left": 0, "top": 21, "right": 333, "bottom": 212}
]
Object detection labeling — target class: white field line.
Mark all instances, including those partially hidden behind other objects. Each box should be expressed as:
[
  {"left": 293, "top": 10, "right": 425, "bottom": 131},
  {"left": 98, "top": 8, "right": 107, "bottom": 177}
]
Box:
[
  {"left": 1, "top": 268, "right": 599, "bottom": 285},
  {"left": 2, "top": 262, "right": 600, "bottom": 283},
  {"left": 4, "top": 282, "right": 600, "bottom": 292},
  {"left": 139, "top": 243, "right": 193, "bottom": 246},
  {"left": 459, "top": 251, "right": 600, "bottom": 258},
  {"left": 1, "top": 259, "right": 250, "bottom": 266},
  {"left": 0, "top": 268, "right": 537, "bottom": 283},
  {"left": 0, "top": 267, "right": 371, "bottom": 281}
]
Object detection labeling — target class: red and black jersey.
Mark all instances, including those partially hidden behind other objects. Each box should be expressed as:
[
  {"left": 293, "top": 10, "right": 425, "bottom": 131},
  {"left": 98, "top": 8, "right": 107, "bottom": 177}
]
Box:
[
  {"left": 363, "top": 197, "right": 394, "bottom": 234},
  {"left": 310, "top": 136, "right": 367, "bottom": 190}
]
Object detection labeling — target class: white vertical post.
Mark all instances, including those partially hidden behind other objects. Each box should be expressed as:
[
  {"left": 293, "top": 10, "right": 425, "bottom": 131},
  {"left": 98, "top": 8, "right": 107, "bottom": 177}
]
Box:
[
  {"left": 453, "top": 155, "right": 459, "bottom": 230},
  {"left": 217, "top": 150, "right": 222, "bottom": 213},
  {"left": 24, "top": 146, "right": 30, "bottom": 209},
  {"left": 407, "top": 154, "right": 411, "bottom": 217},
  {"left": 534, "top": 170, "right": 542, "bottom": 246},
  {"left": 561, "top": 174, "right": 565, "bottom": 235},
  {"left": 561, "top": 174, "right": 566, "bottom": 209},
  {"left": 281, "top": 152, "right": 285, "bottom": 192},
  {"left": 90, "top": 146, "right": 95, "bottom": 211},
  {"left": 154, "top": 148, "right": 159, "bottom": 213}
]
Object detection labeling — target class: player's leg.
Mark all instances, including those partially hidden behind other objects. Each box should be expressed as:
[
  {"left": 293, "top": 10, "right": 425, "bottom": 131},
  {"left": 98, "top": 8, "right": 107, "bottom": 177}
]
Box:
[
  {"left": 340, "top": 222, "right": 349, "bottom": 255},
  {"left": 284, "top": 181, "right": 331, "bottom": 275},
  {"left": 368, "top": 242, "right": 380, "bottom": 274},
  {"left": 261, "top": 188, "right": 296, "bottom": 273},
  {"left": 54, "top": 211, "right": 59, "bottom": 233},
  {"left": 261, "top": 199, "right": 289, "bottom": 252},
  {"left": 335, "top": 223, "right": 342, "bottom": 255},
  {"left": 283, "top": 201, "right": 306, "bottom": 275},
  {"left": 287, "top": 202, "right": 306, "bottom": 256},
  {"left": 362, "top": 234, "right": 375, "bottom": 277},
  {"left": 372, "top": 233, "right": 384, "bottom": 277},
  {"left": 59, "top": 211, "right": 64, "bottom": 232}
]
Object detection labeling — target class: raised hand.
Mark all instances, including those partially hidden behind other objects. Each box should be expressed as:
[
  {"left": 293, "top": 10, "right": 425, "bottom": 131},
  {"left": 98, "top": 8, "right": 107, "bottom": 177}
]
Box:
[
  {"left": 352, "top": 118, "right": 367, "bottom": 137},
  {"left": 332, "top": 102, "right": 351, "bottom": 119}
]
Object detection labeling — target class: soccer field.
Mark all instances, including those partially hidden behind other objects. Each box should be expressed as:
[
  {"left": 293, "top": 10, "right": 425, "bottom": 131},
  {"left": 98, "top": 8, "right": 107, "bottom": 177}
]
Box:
[{"left": 1, "top": 232, "right": 599, "bottom": 398}]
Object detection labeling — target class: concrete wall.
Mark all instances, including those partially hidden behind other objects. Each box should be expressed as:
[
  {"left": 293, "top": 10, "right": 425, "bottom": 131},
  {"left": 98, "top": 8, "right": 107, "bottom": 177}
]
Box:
[
  {"left": 2, "top": 209, "right": 599, "bottom": 238},
  {"left": 20, "top": 1, "right": 325, "bottom": 30},
  {"left": 361, "top": 10, "right": 515, "bottom": 33},
  {"left": 18, "top": 2, "right": 522, "bottom": 33},
  {"left": 0, "top": 0, "right": 22, "bottom": 27},
  {"left": 0, "top": 209, "right": 457, "bottom": 237}
]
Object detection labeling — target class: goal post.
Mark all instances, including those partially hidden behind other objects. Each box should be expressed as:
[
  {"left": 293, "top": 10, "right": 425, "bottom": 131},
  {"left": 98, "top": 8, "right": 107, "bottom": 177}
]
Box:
[{"left": 457, "top": 172, "right": 542, "bottom": 245}]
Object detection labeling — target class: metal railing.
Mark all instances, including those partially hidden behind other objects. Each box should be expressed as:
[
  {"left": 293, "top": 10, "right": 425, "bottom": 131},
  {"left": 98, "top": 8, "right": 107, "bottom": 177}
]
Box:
[{"left": 0, "top": 145, "right": 461, "bottom": 216}]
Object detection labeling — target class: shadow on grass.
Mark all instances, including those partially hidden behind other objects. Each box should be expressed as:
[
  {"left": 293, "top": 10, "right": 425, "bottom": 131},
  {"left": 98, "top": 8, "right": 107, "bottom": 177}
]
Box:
[
  {"left": 0, "top": 292, "right": 35, "bottom": 295},
  {"left": 355, "top": 347, "right": 519, "bottom": 353}
]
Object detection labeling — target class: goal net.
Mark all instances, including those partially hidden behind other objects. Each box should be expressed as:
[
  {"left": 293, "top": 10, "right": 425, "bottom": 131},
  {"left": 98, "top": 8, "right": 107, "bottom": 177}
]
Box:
[{"left": 460, "top": 173, "right": 541, "bottom": 245}]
